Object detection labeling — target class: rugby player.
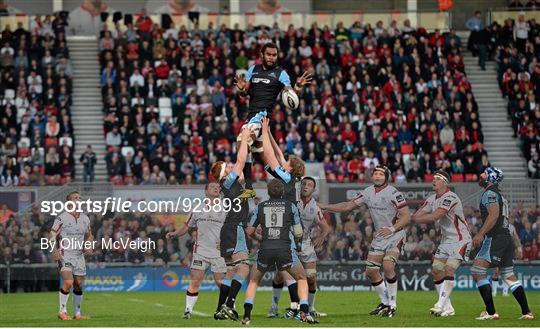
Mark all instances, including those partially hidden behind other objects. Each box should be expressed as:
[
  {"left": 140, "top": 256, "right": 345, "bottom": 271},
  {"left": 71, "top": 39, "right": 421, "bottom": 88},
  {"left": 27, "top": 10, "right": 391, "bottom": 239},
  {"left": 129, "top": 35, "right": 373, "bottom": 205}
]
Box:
[
  {"left": 261, "top": 116, "right": 307, "bottom": 319},
  {"left": 209, "top": 127, "right": 253, "bottom": 321},
  {"left": 234, "top": 42, "right": 312, "bottom": 197},
  {"left": 166, "top": 182, "right": 226, "bottom": 319},
  {"left": 319, "top": 166, "right": 410, "bottom": 317},
  {"left": 470, "top": 167, "right": 534, "bottom": 320},
  {"left": 412, "top": 170, "right": 471, "bottom": 317},
  {"left": 50, "top": 191, "right": 93, "bottom": 321},
  {"left": 241, "top": 179, "right": 317, "bottom": 325}
]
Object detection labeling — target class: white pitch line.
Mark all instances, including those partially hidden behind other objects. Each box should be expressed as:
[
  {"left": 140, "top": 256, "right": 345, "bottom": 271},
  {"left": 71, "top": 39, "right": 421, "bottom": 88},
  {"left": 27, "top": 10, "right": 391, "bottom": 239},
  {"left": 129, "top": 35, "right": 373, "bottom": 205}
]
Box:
[
  {"left": 192, "top": 310, "right": 210, "bottom": 317},
  {"left": 128, "top": 298, "right": 145, "bottom": 303}
]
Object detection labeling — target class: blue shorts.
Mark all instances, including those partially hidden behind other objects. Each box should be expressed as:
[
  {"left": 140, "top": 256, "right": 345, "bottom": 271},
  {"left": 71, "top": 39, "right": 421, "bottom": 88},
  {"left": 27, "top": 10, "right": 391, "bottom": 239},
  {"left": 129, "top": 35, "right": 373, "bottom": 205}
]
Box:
[
  {"left": 256, "top": 248, "right": 300, "bottom": 272},
  {"left": 220, "top": 224, "right": 248, "bottom": 258},
  {"left": 474, "top": 235, "right": 514, "bottom": 267}
]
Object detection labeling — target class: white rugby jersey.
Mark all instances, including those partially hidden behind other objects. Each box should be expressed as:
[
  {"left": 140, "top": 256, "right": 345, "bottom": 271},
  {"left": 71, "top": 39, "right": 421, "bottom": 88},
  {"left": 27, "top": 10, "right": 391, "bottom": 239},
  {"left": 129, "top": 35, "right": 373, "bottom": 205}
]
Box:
[
  {"left": 51, "top": 212, "right": 91, "bottom": 256},
  {"left": 298, "top": 197, "right": 324, "bottom": 244},
  {"left": 353, "top": 184, "right": 408, "bottom": 231},
  {"left": 422, "top": 189, "right": 471, "bottom": 243},
  {"left": 187, "top": 204, "right": 226, "bottom": 258}
]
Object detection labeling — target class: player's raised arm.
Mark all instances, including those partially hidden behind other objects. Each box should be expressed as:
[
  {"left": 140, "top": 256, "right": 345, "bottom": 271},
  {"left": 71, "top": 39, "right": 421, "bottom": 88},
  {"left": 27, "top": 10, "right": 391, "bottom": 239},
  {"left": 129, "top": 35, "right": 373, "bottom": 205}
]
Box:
[
  {"left": 232, "top": 127, "right": 252, "bottom": 176},
  {"left": 261, "top": 117, "right": 292, "bottom": 183},
  {"left": 235, "top": 65, "right": 253, "bottom": 97},
  {"left": 312, "top": 209, "right": 331, "bottom": 248},
  {"left": 268, "top": 130, "right": 287, "bottom": 166}
]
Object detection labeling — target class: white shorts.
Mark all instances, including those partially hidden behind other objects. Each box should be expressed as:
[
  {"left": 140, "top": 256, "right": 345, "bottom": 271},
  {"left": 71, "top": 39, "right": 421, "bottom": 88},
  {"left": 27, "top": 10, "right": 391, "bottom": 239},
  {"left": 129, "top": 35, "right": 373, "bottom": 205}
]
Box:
[
  {"left": 369, "top": 231, "right": 406, "bottom": 256},
  {"left": 237, "top": 122, "right": 262, "bottom": 151},
  {"left": 298, "top": 241, "right": 317, "bottom": 264},
  {"left": 435, "top": 240, "right": 472, "bottom": 261},
  {"left": 60, "top": 254, "right": 86, "bottom": 276},
  {"left": 191, "top": 253, "right": 227, "bottom": 273}
]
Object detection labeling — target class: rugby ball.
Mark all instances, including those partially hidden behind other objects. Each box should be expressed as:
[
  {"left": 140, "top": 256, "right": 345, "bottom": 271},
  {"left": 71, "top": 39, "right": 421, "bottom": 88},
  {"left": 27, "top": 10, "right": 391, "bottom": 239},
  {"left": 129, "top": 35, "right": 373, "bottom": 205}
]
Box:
[{"left": 281, "top": 88, "right": 299, "bottom": 110}]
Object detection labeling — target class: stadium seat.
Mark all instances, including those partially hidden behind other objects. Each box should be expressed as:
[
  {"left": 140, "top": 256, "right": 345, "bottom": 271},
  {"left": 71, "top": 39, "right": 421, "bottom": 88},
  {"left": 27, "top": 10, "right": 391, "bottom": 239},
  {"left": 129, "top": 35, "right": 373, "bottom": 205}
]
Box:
[
  {"left": 4, "top": 89, "right": 15, "bottom": 100},
  {"left": 17, "top": 137, "right": 30, "bottom": 148},
  {"left": 451, "top": 174, "right": 464, "bottom": 182},
  {"left": 424, "top": 174, "right": 434, "bottom": 182},
  {"left": 400, "top": 144, "right": 414, "bottom": 154},
  {"left": 59, "top": 137, "right": 73, "bottom": 148},
  {"left": 465, "top": 174, "right": 476, "bottom": 182},
  {"left": 121, "top": 146, "right": 135, "bottom": 157},
  {"left": 443, "top": 144, "right": 453, "bottom": 153},
  {"left": 158, "top": 97, "right": 171, "bottom": 108}
]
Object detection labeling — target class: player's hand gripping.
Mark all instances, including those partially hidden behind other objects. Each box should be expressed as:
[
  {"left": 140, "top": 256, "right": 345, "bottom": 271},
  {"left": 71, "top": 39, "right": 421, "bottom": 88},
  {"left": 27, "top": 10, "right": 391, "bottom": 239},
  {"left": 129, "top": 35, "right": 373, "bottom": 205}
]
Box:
[
  {"left": 234, "top": 73, "right": 248, "bottom": 91},
  {"left": 473, "top": 233, "right": 484, "bottom": 248}
]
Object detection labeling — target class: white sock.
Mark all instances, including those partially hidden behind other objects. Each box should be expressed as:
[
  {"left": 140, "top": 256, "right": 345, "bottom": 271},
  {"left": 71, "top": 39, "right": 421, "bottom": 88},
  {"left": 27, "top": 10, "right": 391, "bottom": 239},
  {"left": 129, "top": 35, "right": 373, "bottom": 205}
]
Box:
[
  {"left": 59, "top": 289, "right": 70, "bottom": 313},
  {"left": 502, "top": 282, "right": 509, "bottom": 295},
  {"left": 272, "top": 287, "right": 282, "bottom": 308},
  {"left": 373, "top": 280, "right": 389, "bottom": 305},
  {"left": 73, "top": 292, "right": 83, "bottom": 315},
  {"left": 386, "top": 278, "right": 398, "bottom": 308},
  {"left": 308, "top": 291, "right": 316, "bottom": 311},
  {"left": 185, "top": 291, "right": 199, "bottom": 312},
  {"left": 492, "top": 279, "right": 499, "bottom": 295},
  {"left": 437, "top": 279, "right": 454, "bottom": 308}
]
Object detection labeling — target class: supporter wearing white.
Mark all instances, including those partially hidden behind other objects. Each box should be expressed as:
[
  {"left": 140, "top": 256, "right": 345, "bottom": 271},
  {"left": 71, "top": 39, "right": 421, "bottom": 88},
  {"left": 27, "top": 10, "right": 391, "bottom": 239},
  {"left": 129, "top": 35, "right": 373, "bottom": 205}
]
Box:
[
  {"left": 49, "top": 191, "right": 93, "bottom": 320},
  {"left": 129, "top": 68, "right": 145, "bottom": 87}
]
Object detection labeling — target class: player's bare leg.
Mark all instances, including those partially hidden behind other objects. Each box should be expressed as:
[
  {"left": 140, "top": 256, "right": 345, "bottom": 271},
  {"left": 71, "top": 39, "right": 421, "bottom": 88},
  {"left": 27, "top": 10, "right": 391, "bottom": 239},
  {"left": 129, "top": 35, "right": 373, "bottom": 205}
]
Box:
[
  {"left": 184, "top": 269, "right": 205, "bottom": 319},
  {"left": 58, "top": 271, "right": 74, "bottom": 320},
  {"left": 72, "top": 275, "right": 89, "bottom": 320},
  {"left": 242, "top": 265, "right": 265, "bottom": 325},
  {"left": 304, "top": 261, "right": 326, "bottom": 317},
  {"left": 380, "top": 250, "right": 399, "bottom": 317},
  {"left": 286, "top": 263, "right": 318, "bottom": 324},
  {"left": 365, "top": 253, "right": 389, "bottom": 316}
]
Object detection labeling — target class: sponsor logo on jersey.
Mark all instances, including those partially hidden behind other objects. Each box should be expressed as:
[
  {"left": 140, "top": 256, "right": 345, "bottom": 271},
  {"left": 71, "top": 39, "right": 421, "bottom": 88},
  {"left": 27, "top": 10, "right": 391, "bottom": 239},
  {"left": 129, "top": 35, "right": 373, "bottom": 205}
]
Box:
[
  {"left": 442, "top": 199, "right": 452, "bottom": 207},
  {"left": 252, "top": 77, "right": 271, "bottom": 84}
]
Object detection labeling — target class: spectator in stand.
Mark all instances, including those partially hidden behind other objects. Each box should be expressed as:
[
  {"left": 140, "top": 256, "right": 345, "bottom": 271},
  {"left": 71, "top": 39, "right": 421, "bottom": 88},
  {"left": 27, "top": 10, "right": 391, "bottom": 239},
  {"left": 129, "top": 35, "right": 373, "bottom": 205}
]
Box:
[
  {"left": 80, "top": 145, "right": 97, "bottom": 182},
  {"left": 466, "top": 11, "right": 483, "bottom": 57}
]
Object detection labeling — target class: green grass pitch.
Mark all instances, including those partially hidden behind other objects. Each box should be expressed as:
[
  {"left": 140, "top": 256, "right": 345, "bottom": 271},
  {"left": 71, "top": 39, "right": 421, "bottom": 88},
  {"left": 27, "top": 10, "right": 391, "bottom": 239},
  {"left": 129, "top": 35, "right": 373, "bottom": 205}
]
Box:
[{"left": 1, "top": 290, "right": 538, "bottom": 327}]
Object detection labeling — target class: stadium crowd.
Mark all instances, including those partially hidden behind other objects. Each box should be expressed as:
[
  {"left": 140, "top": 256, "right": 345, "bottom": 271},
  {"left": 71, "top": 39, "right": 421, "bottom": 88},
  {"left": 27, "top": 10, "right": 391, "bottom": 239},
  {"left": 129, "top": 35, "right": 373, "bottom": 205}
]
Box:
[
  {"left": 0, "top": 14, "right": 75, "bottom": 186},
  {"left": 98, "top": 17, "right": 491, "bottom": 185},
  {"left": 470, "top": 14, "right": 540, "bottom": 178}
]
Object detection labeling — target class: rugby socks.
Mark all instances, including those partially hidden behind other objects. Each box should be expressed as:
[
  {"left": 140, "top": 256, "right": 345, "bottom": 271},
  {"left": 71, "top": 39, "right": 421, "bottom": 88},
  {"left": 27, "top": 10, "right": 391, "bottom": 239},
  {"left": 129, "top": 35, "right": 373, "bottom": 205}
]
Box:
[
  {"left": 217, "top": 279, "right": 231, "bottom": 310},
  {"left": 226, "top": 276, "right": 243, "bottom": 308},
  {"left": 59, "top": 289, "right": 70, "bottom": 313},
  {"left": 386, "top": 276, "right": 398, "bottom": 308},
  {"left": 243, "top": 154, "right": 253, "bottom": 190},
  {"left": 72, "top": 289, "right": 83, "bottom": 315},
  {"left": 308, "top": 289, "right": 316, "bottom": 311},
  {"left": 286, "top": 279, "right": 299, "bottom": 309},
  {"left": 437, "top": 276, "right": 454, "bottom": 308},
  {"left": 243, "top": 299, "right": 254, "bottom": 319},
  {"left": 477, "top": 278, "right": 496, "bottom": 315},
  {"left": 434, "top": 278, "right": 444, "bottom": 296},
  {"left": 272, "top": 280, "right": 284, "bottom": 308},
  {"left": 372, "top": 279, "right": 389, "bottom": 305},
  {"left": 299, "top": 300, "right": 309, "bottom": 314},
  {"left": 185, "top": 290, "right": 199, "bottom": 312},
  {"left": 509, "top": 282, "right": 531, "bottom": 315}
]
